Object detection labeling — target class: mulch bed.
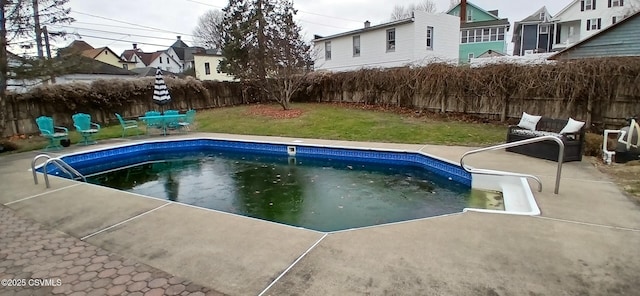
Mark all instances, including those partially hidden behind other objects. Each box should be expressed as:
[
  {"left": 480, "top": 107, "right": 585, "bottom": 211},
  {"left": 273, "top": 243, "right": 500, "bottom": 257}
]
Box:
[
  {"left": 245, "top": 102, "right": 504, "bottom": 124},
  {"left": 246, "top": 104, "right": 304, "bottom": 119}
]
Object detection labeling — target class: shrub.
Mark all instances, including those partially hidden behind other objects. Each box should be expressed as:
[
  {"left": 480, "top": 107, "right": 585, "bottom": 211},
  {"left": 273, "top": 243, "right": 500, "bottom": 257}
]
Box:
[
  {"left": 0, "top": 140, "right": 19, "bottom": 153},
  {"left": 584, "top": 132, "right": 604, "bottom": 157}
]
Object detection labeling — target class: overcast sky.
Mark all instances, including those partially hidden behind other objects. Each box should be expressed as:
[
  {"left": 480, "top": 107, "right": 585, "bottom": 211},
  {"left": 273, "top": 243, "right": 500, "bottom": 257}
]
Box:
[{"left": 44, "top": 0, "right": 570, "bottom": 56}]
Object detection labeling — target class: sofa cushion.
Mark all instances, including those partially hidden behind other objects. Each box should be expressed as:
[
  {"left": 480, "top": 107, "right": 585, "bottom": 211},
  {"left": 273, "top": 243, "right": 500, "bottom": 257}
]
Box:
[
  {"left": 511, "top": 129, "right": 561, "bottom": 138},
  {"left": 559, "top": 118, "right": 585, "bottom": 134},
  {"left": 517, "top": 112, "right": 542, "bottom": 131}
]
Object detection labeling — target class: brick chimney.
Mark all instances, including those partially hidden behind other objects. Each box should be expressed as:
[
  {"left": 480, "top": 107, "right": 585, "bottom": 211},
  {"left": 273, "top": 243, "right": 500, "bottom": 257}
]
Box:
[
  {"left": 364, "top": 20, "right": 370, "bottom": 28},
  {"left": 460, "top": 0, "right": 467, "bottom": 24},
  {"left": 177, "top": 36, "right": 181, "bottom": 40},
  {"left": 132, "top": 43, "right": 137, "bottom": 49}
]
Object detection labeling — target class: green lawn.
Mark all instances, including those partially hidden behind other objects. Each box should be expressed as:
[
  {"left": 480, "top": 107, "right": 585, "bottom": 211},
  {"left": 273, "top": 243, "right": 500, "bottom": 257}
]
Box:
[
  {"left": 196, "top": 103, "right": 507, "bottom": 145},
  {"left": 5, "top": 103, "right": 508, "bottom": 153}
]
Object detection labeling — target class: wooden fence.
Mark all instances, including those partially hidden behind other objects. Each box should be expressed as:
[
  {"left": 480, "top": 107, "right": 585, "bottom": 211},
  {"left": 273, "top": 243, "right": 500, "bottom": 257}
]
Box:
[{"left": 4, "top": 59, "right": 640, "bottom": 137}]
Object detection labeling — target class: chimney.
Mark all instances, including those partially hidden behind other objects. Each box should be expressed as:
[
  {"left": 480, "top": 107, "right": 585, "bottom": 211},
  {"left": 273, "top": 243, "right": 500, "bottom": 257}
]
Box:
[
  {"left": 460, "top": 0, "right": 467, "bottom": 24},
  {"left": 132, "top": 43, "right": 137, "bottom": 49},
  {"left": 177, "top": 36, "right": 181, "bottom": 40},
  {"left": 364, "top": 20, "right": 370, "bottom": 28}
]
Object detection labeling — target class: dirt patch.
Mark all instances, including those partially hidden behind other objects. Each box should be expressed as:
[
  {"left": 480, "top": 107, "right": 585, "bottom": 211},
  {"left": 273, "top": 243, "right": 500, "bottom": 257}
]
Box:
[
  {"left": 326, "top": 102, "right": 505, "bottom": 124},
  {"left": 246, "top": 104, "right": 304, "bottom": 119},
  {"left": 592, "top": 158, "right": 640, "bottom": 204}
]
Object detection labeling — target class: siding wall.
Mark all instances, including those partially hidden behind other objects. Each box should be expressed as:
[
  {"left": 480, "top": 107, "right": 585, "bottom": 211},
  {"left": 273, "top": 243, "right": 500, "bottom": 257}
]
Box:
[
  {"left": 553, "top": 0, "right": 639, "bottom": 48},
  {"left": 556, "top": 15, "right": 640, "bottom": 59},
  {"left": 313, "top": 13, "right": 459, "bottom": 71},
  {"left": 460, "top": 41, "right": 505, "bottom": 62},
  {"left": 93, "top": 49, "right": 124, "bottom": 68},
  {"left": 193, "top": 55, "right": 235, "bottom": 81}
]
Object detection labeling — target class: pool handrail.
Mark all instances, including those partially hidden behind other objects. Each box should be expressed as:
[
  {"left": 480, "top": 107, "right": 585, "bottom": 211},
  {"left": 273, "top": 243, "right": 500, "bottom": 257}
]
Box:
[
  {"left": 460, "top": 135, "right": 564, "bottom": 194},
  {"left": 32, "top": 154, "right": 86, "bottom": 188}
]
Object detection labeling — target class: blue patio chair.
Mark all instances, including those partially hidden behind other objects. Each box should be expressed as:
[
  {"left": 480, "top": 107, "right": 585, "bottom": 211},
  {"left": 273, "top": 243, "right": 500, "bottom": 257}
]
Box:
[
  {"left": 177, "top": 109, "right": 196, "bottom": 132},
  {"left": 35, "top": 116, "right": 69, "bottom": 150},
  {"left": 72, "top": 113, "right": 101, "bottom": 145},
  {"left": 115, "top": 113, "right": 140, "bottom": 138},
  {"left": 143, "top": 111, "right": 163, "bottom": 135}
]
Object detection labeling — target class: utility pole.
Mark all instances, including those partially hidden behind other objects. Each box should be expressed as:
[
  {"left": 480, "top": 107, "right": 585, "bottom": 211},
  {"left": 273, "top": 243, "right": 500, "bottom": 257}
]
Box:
[
  {"left": 42, "top": 26, "right": 55, "bottom": 83},
  {"left": 32, "top": 0, "right": 44, "bottom": 58},
  {"left": 42, "top": 26, "right": 51, "bottom": 59}
]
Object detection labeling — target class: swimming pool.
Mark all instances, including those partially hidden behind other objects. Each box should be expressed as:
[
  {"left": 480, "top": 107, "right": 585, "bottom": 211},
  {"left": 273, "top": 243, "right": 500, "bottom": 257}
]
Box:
[{"left": 38, "top": 137, "right": 538, "bottom": 231}]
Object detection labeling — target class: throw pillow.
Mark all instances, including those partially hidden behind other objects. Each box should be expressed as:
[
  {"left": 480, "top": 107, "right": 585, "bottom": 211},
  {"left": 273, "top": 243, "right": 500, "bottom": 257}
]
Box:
[
  {"left": 559, "top": 118, "right": 585, "bottom": 134},
  {"left": 517, "top": 112, "right": 541, "bottom": 131}
]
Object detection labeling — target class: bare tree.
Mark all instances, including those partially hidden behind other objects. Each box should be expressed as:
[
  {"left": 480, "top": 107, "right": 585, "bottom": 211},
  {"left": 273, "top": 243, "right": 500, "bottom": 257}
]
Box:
[
  {"left": 193, "top": 9, "right": 224, "bottom": 50},
  {"left": 1, "top": 0, "right": 74, "bottom": 136},
  {"left": 221, "top": 0, "right": 312, "bottom": 110},
  {"left": 449, "top": 0, "right": 461, "bottom": 10},
  {"left": 390, "top": 0, "right": 437, "bottom": 20}
]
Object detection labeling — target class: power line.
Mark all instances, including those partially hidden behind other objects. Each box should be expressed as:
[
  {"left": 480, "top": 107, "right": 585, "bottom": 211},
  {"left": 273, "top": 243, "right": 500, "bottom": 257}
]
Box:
[
  {"left": 71, "top": 11, "right": 191, "bottom": 36},
  {"left": 60, "top": 33, "right": 178, "bottom": 48},
  {"left": 75, "top": 21, "right": 195, "bottom": 37},
  {"left": 54, "top": 25, "right": 195, "bottom": 43},
  {"left": 185, "top": 0, "right": 362, "bottom": 23}
]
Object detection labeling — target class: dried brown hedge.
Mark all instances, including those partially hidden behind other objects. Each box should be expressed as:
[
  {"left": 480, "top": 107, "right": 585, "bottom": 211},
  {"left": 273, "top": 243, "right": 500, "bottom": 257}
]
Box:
[{"left": 297, "top": 57, "right": 640, "bottom": 126}]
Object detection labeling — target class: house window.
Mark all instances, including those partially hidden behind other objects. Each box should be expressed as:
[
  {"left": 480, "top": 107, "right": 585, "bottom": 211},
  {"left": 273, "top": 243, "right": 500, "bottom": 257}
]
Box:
[
  {"left": 539, "top": 25, "right": 549, "bottom": 34},
  {"left": 497, "top": 27, "right": 505, "bottom": 40},
  {"left": 204, "top": 62, "right": 211, "bottom": 75},
  {"left": 325, "top": 41, "right": 331, "bottom": 60},
  {"left": 160, "top": 57, "right": 163, "bottom": 63},
  {"left": 612, "top": 15, "right": 625, "bottom": 24},
  {"left": 582, "top": 0, "right": 596, "bottom": 11},
  {"left": 123, "top": 64, "right": 128, "bottom": 70},
  {"left": 490, "top": 28, "right": 497, "bottom": 41},
  {"left": 353, "top": 35, "right": 360, "bottom": 57},
  {"left": 426, "top": 26, "right": 433, "bottom": 49},
  {"left": 539, "top": 11, "right": 546, "bottom": 20},
  {"left": 466, "top": 10, "right": 473, "bottom": 22},
  {"left": 468, "top": 52, "right": 474, "bottom": 62},
  {"left": 461, "top": 30, "right": 469, "bottom": 43},
  {"left": 104, "top": 50, "right": 108, "bottom": 55},
  {"left": 474, "top": 29, "right": 482, "bottom": 42},
  {"left": 586, "top": 18, "right": 602, "bottom": 30},
  {"left": 609, "top": 0, "right": 623, "bottom": 7},
  {"left": 386, "top": 29, "right": 396, "bottom": 51},
  {"left": 482, "top": 28, "right": 490, "bottom": 42}
]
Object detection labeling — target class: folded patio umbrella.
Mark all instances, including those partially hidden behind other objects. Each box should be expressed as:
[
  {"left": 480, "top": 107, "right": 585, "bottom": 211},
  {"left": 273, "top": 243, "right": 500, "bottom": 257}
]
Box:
[{"left": 153, "top": 68, "right": 172, "bottom": 112}]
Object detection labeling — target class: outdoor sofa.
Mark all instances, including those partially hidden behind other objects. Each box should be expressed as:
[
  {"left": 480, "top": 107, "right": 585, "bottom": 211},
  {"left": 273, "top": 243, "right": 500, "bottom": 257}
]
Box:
[{"left": 506, "top": 113, "right": 586, "bottom": 162}]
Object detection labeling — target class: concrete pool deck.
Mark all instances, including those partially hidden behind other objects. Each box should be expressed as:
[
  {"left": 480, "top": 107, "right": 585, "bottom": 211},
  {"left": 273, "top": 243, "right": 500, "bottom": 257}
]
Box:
[{"left": 1, "top": 132, "right": 640, "bottom": 295}]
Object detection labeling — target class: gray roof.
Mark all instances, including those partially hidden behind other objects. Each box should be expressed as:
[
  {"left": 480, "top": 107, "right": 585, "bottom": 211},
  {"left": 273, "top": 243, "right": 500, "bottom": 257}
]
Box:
[
  {"left": 131, "top": 67, "right": 180, "bottom": 77},
  {"left": 461, "top": 19, "right": 510, "bottom": 29},
  {"left": 76, "top": 59, "right": 138, "bottom": 75},
  {"left": 519, "top": 6, "right": 552, "bottom": 23}
]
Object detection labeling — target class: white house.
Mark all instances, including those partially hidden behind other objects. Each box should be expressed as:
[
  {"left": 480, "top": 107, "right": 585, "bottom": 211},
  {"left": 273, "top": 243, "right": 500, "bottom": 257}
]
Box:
[
  {"left": 120, "top": 44, "right": 147, "bottom": 69},
  {"left": 192, "top": 50, "right": 235, "bottom": 82},
  {"left": 551, "top": 0, "right": 640, "bottom": 51},
  {"left": 141, "top": 51, "right": 182, "bottom": 73},
  {"left": 312, "top": 11, "right": 460, "bottom": 71},
  {"left": 120, "top": 44, "right": 183, "bottom": 73}
]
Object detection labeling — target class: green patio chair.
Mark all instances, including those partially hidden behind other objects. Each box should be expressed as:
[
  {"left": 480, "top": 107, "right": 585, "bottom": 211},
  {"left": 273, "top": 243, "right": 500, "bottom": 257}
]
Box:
[
  {"left": 177, "top": 109, "right": 196, "bottom": 132},
  {"left": 115, "top": 113, "right": 140, "bottom": 138},
  {"left": 35, "top": 116, "right": 69, "bottom": 150},
  {"left": 72, "top": 113, "right": 101, "bottom": 145}
]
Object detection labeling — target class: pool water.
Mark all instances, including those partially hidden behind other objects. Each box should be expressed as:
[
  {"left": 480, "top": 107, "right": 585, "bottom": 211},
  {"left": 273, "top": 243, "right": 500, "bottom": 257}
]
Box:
[{"left": 87, "top": 151, "right": 501, "bottom": 232}]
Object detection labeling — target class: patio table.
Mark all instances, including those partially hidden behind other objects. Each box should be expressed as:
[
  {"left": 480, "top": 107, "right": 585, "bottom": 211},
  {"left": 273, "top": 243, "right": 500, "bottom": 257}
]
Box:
[{"left": 138, "top": 114, "right": 186, "bottom": 136}]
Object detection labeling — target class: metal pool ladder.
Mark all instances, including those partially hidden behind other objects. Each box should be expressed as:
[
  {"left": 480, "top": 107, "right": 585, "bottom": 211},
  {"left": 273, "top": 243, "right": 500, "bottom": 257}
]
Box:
[
  {"left": 32, "top": 154, "right": 86, "bottom": 188},
  {"left": 459, "top": 136, "right": 565, "bottom": 194}
]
